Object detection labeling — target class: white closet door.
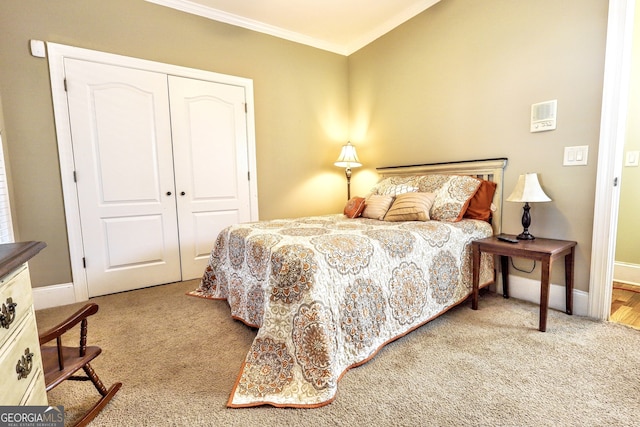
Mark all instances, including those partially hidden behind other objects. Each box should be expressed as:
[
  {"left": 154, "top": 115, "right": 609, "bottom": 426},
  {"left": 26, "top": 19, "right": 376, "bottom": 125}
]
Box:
[
  {"left": 65, "top": 59, "right": 181, "bottom": 297},
  {"left": 168, "top": 76, "right": 251, "bottom": 279}
]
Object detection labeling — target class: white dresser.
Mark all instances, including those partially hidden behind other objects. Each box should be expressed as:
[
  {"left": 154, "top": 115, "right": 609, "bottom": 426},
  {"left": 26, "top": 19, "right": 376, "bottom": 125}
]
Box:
[{"left": 0, "top": 241, "right": 47, "bottom": 405}]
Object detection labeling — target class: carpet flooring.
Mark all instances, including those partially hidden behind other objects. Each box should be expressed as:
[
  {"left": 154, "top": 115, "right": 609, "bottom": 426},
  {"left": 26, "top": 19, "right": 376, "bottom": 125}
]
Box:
[{"left": 35, "top": 280, "right": 640, "bottom": 426}]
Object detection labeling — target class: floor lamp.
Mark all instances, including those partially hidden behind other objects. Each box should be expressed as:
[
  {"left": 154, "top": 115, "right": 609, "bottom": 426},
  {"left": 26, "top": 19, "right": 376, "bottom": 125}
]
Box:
[{"left": 334, "top": 142, "right": 361, "bottom": 200}]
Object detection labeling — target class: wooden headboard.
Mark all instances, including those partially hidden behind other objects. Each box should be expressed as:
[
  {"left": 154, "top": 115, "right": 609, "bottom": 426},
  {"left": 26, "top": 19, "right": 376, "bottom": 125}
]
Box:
[{"left": 376, "top": 158, "right": 508, "bottom": 235}]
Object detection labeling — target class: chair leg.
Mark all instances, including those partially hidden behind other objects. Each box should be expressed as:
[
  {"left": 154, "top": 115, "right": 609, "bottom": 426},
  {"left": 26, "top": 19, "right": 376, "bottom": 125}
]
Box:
[
  {"left": 66, "top": 363, "right": 122, "bottom": 427},
  {"left": 72, "top": 382, "right": 122, "bottom": 427},
  {"left": 82, "top": 363, "right": 109, "bottom": 396}
]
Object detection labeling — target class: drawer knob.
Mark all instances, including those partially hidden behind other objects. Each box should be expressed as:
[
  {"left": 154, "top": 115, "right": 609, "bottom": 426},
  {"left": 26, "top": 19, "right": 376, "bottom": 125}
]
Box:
[
  {"left": 16, "top": 347, "right": 34, "bottom": 380},
  {"left": 0, "top": 297, "right": 17, "bottom": 329}
]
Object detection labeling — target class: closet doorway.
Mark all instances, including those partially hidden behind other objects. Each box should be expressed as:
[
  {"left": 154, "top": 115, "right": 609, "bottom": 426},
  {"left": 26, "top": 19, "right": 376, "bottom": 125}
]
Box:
[{"left": 48, "top": 44, "right": 259, "bottom": 300}]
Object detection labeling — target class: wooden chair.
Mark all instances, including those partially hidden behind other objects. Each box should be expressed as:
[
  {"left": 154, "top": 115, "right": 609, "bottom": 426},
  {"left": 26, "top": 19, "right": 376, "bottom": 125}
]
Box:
[{"left": 39, "top": 303, "right": 121, "bottom": 427}]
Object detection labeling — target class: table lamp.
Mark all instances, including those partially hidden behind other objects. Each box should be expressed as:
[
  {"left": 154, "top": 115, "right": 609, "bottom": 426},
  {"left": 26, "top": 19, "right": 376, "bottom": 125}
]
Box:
[{"left": 506, "top": 173, "right": 551, "bottom": 240}]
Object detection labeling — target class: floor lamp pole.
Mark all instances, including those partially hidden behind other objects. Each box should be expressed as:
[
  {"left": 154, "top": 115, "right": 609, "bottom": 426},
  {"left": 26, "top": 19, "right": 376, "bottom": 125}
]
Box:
[{"left": 345, "top": 167, "right": 352, "bottom": 200}]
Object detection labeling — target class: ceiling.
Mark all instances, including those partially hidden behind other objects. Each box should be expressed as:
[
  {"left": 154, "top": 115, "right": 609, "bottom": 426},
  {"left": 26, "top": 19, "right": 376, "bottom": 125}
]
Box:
[{"left": 146, "top": 0, "right": 441, "bottom": 56}]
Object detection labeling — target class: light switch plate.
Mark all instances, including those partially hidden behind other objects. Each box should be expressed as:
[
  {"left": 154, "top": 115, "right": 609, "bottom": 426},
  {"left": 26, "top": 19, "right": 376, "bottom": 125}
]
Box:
[
  {"left": 625, "top": 150, "right": 640, "bottom": 167},
  {"left": 563, "top": 146, "right": 588, "bottom": 166}
]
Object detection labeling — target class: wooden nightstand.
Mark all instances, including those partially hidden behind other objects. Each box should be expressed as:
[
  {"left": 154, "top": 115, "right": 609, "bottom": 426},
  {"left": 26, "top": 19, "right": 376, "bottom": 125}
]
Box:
[{"left": 471, "top": 235, "right": 577, "bottom": 332}]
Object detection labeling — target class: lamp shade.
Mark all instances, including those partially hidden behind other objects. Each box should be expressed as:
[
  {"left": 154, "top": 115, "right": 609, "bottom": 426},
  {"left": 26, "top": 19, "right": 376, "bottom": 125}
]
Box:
[
  {"left": 334, "top": 142, "right": 362, "bottom": 168},
  {"left": 506, "top": 173, "right": 551, "bottom": 203}
]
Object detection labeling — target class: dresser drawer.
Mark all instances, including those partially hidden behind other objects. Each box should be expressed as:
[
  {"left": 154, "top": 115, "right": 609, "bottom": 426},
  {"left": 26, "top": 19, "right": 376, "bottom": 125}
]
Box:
[
  {"left": 19, "top": 365, "right": 47, "bottom": 405},
  {"left": 0, "top": 265, "right": 32, "bottom": 348},
  {"left": 0, "top": 312, "right": 43, "bottom": 404}
]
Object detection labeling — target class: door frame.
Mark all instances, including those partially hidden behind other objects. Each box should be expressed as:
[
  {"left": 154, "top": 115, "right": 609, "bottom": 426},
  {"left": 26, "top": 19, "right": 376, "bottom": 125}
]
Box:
[
  {"left": 589, "top": 0, "right": 635, "bottom": 320},
  {"left": 47, "top": 43, "right": 259, "bottom": 302}
]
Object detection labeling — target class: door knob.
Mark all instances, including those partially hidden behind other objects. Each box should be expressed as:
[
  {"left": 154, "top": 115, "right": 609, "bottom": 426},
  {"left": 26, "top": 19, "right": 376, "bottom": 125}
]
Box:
[
  {"left": 166, "top": 191, "right": 172, "bottom": 196},
  {"left": 180, "top": 191, "right": 186, "bottom": 196}
]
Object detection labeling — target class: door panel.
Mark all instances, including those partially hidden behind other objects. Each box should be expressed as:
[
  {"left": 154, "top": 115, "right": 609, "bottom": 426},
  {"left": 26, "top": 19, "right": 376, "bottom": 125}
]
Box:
[
  {"left": 65, "top": 59, "right": 181, "bottom": 297},
  {"left": 92, "top": 87, "right": 164, "bottom": 203},
  {"left": 169, "top": 76, "right": 251, "bottom": 279},
  {"left": 103, "top": 215, "right": 168, "bottom": 267},
  {"left": 191, "top": 211, "right": 241, "bottom": 259}
]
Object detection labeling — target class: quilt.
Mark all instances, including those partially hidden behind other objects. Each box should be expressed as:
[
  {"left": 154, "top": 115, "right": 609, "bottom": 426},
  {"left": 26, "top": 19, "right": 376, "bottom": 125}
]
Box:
[{"left": 192, "top": 214, "right": 494, "bottom": 407}]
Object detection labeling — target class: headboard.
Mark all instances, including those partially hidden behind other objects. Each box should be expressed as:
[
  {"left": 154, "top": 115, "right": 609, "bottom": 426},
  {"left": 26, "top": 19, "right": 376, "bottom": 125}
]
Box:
[{"left": 376, "top": 158, "right": 508, "bottom": 235}]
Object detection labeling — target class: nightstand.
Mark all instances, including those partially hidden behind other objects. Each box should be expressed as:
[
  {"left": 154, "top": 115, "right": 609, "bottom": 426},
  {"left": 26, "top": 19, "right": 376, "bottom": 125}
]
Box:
[{"left": 471, "top": 235, "right": 577, "bottom": 332}]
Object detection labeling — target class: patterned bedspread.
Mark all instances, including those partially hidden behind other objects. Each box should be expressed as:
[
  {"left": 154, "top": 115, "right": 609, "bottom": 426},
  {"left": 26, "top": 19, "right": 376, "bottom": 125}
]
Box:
[{"left": 194, "top": 214, "right": 494, "bottom": 407}]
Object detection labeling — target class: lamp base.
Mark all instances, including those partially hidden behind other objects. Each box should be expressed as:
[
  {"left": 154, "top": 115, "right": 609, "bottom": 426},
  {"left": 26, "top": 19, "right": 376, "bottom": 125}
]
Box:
[
  {"left": 516, "top": 231, "right": 535, "bottom": 240},
  {"left": 517, "top": 202, "right": 535, "bottom": 240}
]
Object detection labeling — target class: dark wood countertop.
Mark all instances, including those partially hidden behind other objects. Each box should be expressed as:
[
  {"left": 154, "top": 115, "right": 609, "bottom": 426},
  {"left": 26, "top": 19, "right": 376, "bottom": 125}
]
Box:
[{"left": 0, "top": 241, "right": 46, "bottom": 278}]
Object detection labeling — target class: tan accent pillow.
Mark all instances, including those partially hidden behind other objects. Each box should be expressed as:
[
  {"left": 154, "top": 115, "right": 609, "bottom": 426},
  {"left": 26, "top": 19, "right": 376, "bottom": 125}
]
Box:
[
  {"left": 384, "top": 192, "right": 436, "bottom": 222},
  {"left": 361, "top": 195, "right": 394, "bottom": 220},
  {"left": 343, "top": 196, "right": 366, "bottom": 218}
]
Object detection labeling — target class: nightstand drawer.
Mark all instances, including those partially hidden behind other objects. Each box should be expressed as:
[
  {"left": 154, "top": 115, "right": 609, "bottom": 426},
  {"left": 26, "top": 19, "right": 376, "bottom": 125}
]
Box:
[
  {"left": 0, "top": 313, "right": 43, "bottom": 404},
  {"left": 0, "top": 265, "right": 32, "bottom": 348}
]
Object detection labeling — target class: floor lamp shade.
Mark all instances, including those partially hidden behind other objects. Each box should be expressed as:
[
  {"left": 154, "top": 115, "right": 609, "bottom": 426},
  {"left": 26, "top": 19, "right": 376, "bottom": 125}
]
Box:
[
  {"left": 506, "top": 173, "right": 551, "bottom": 240},
  {"left": 334, "top": 142, "right": 361, "bottom": 200}
]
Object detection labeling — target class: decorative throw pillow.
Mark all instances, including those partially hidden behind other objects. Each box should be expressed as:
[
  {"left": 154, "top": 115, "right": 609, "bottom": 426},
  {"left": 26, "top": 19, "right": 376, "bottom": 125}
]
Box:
[
  {"left": 379, "top": 183, "right": 418, "bottom": 196},
  {"left": 343, "top": 196, "right": 366, "bottom": 218},
  {"left": 369, "top": 176, "right": 419, "bottom": 196},
  {"left": 384, "top": 192, "right": 436, "bottom": 222},
  {"left": 414, "top": 174, "right": 450, "bottom": 193},
  {"left": 464, "top": 180, "right": 497, "bottom": 222},
  {"left": 430, "top": 175, "right": 482, "bottom": 222},
  {"left": 361, "top": 194, "right": 395, "bottom": 220}
]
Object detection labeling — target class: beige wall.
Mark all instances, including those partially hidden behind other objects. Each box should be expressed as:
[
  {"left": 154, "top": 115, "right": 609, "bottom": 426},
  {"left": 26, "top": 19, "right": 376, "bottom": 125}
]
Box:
[
  {"left": 0, "top": 0, "right": 612, "bottom": 293},
  {"left": 616, "top": 4, "right": 640, "bottom": 266},
  {"left": 0, "top": 0, "right": 349, "bottom": 287},
  {"left": 348, "top": 0, "right": 609, "bottom": 292}
]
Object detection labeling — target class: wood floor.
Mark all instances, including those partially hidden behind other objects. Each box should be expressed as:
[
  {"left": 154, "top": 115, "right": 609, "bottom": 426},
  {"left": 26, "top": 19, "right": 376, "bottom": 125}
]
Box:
[{"left": 610, "top": 282, "right": 640, "bottom": 329}]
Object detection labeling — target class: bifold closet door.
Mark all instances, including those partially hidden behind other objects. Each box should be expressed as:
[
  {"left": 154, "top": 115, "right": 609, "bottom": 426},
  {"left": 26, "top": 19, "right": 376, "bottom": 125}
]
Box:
[
  {"left": 168, "top": 76, "right": 251, "bottom": 280},
  {"left": 65, "top": 58, "right": 181, "bottom": 297}
]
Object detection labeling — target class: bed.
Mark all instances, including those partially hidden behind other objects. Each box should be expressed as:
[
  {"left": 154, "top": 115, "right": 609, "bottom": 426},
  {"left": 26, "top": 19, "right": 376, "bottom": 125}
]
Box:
[{"left": 192, "top": 158, "right": 508, "bottom": 408}]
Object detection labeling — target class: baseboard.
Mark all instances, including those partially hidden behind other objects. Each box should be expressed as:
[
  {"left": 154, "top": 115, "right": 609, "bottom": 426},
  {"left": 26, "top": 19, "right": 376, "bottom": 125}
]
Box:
[
  {"left": 32, "top": 282, "right": 79, "bottom": 310},
  {"left": 613, "top": 261, "right": 640, "bottom": 286},
  {"left": 495, "top": 275, "right": 589, "bottom": 317},
  {"left": 34, "top": 275, "right": 590, "bottom": 317}
]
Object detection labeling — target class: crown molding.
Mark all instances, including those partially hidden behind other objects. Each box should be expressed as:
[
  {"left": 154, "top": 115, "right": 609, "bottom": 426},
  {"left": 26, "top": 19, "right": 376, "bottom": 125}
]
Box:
[
  {"left": 146, "top": 0, "right": 347, "bottom": 55},
  {"left": 147, "top": 0, "right": 440, "bottom": 56},
  {"left": 345, "top": 0, "right": 440, "bottom": 55}
]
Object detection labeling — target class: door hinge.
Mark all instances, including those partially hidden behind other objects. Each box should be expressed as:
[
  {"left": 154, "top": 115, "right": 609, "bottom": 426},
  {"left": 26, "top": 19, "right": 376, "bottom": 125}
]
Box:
[
  {"left": 247, "top": 171, "right": 250, "bottom": 181},
  {"left": 73, "top": 170, "right": 77, "bottom": 182},
  {"left": 64, "top": 78, "right": 68, "bottom": 92},
  {"left": 614, "top": 177, "right": 619, "bottom": 187},
  {"left": 244, "top": 103, "right": 247, "bottom": 113},
  {"left": 82, "top": 257, "right": 86, "bottom": 268}
]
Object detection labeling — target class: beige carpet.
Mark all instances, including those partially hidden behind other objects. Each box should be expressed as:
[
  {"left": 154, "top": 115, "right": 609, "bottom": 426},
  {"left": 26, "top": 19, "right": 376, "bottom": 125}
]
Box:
[{"left": 36, "top": 280, "right": 640, "bottom": 427}]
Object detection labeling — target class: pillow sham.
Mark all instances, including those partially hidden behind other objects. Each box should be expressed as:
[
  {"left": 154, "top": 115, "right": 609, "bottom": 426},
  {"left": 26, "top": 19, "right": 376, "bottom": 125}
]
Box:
[
  {"left": 384, "top": 192, "right": 436, "bottom": 222},
  {"left": 361, "top": 194, "right": 394, "bottom": 220},
  {"left": 464, "top": 180, "right": 497, "bottom": 222},
  {"left": 430, "top": 175, "right": 482, "bottom": 222},
  {"left": 414, "top": 174, "right": 450, "bottom": 193},
  {"left": 343, "top": 196, "right": 366, "bottom": 218},
  {"left": 369, "top": 176, "right": 419, "bottom": 196}
]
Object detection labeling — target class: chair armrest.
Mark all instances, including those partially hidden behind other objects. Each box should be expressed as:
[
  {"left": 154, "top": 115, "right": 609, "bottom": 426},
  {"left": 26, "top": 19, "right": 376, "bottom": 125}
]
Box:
[{"left": 39, "top": 303, "right": 99, "bottom": 345}]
